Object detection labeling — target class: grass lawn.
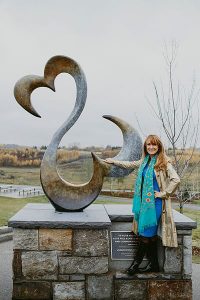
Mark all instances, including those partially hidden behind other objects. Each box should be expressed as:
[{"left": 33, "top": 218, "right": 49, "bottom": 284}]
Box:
[
  {"left": 193, "top": 199, "right": 200, "bottom": 205},
  {"left": 181, "top": 209, "right": 200, "bottom": 248},
  {"left": 180, "top": 208, "right": 200, "bottom": 263},
  {"left": 192, "top": 256, "right": 200, "bottom": 264},
  {"left": 0, "top": 167, "right": 41, "bottom": 185},
  {"left": 0, "top": 196, "right": 48, "bottom": 226}
]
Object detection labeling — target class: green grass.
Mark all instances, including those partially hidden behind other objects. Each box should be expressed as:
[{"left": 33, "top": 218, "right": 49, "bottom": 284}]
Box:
[
  {"left": 0, "top": 167, "right": 40, "bottom": 185},
  {"left": 192, "top": 256, "right": 200, "bottom": 264},
  {"left": 181, "top": 208, "right": 200, "bottom": 248},
  {"left": 0, "top": 196, "right": 48, "bottom": 226},
  {"left": 193, "top": 199, "right": 200, "bottom": 205},
  {"left": 181, "top": 209, "right": 200, "bottom": 263}
]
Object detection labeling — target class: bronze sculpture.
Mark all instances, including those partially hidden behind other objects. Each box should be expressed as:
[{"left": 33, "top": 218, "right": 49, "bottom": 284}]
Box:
[{"left": 14, "top": 55, "right": 142, "bottom": 211}]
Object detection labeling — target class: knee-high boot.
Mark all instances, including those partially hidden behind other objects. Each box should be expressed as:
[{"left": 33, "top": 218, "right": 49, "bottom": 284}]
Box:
[
  {"left": 127, "top": 237, "right": 149, "bottom": 275},
  {"left": 139, "top": 236, "right": 159, "bottom": 272}
]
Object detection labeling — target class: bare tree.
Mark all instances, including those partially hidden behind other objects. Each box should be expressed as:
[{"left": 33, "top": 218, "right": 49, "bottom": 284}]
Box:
[{"left": 149, "top": 42, "right": 200, "bottom": 213}]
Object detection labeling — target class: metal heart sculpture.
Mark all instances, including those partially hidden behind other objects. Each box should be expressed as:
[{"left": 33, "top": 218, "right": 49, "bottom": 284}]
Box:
[{"left": 14, "top": 55, "right": 142, "bottom": 212}]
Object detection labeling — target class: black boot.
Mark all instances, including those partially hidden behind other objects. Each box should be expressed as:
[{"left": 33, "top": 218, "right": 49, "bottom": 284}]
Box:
[
  {"left": 139, "top": 236, "right": 159, "bottom": 273},
  {"left": 127, "top": 237, "right": 149, "bottom": 275}
]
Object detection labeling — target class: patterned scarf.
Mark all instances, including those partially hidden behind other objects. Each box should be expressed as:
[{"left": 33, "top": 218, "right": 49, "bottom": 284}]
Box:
[{"left": 132, "top": 154, "right": 157, "bottom": 234}]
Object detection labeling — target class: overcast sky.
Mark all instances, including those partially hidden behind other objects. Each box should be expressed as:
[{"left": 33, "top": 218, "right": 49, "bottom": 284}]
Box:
[{"left": 0, "top": 0, "right": 200, "bottom": 148}]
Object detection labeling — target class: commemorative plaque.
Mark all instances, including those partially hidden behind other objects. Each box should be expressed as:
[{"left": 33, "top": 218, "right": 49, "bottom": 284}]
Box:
[{"left": 110, "top": 231, "right": 139, "bottom": 260}]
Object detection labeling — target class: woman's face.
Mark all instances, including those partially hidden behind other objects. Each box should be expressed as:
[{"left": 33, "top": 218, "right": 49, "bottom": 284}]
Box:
[{"left": 145, "top": 140, "right": 159, "bottom": 156}]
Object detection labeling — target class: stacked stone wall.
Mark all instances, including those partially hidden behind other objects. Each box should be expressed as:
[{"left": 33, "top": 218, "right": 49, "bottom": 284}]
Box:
[
  {"left": 12, "top": 228, "right": 113, "bottom": 300},
  {"left": 10, "top": 204, "right": 196, "bottom": 300}
]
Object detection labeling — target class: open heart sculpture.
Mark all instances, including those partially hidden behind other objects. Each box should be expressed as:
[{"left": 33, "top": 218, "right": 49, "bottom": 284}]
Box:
[{"left": 14, "top": 55, "right": 142, "bottom": 211}]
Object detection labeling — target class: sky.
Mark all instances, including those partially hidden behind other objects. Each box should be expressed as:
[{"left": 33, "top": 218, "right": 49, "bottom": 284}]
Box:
[{"left": 0, "top": 0, "right": 200, "bottom": 148}]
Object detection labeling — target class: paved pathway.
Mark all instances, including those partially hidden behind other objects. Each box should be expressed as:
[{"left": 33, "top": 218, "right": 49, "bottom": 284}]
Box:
[
  {"left": 0, "top": 241, "right": 12, "bottom": 300},
  {"left": 173, "top": 203, "right": 200, "bottom": 211},
  {"left": 0, "top": 184, "right": 44, "bottom": 198},
  {"left": 0, "top": 240, "right": 199, "bottom": 300}
]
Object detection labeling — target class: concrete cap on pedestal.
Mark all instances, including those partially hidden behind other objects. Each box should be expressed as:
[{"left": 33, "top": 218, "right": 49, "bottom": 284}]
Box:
[
  {"left": 105, "top": 204, "right": 197, "bottom": 229},
  {"left": 8, "top": 203, "right": 111, "bottom": 229}
]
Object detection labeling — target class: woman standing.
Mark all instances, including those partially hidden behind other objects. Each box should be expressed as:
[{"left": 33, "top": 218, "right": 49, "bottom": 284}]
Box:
[{"left": 105, "top": 135, "right": 180, "bottom": 275}]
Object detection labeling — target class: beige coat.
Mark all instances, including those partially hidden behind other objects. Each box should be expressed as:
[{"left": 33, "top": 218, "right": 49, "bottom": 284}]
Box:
[{"left": 111, "top": 159, "right": 180, "bottom": 247}]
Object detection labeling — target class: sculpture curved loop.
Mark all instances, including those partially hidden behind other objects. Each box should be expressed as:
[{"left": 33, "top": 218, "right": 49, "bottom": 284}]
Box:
[
  {"left": 103, "top": 115, "right": 142, "bottom": 177},
  {"left": 14, "top": 55, "right": 142, "bottom": 212}
]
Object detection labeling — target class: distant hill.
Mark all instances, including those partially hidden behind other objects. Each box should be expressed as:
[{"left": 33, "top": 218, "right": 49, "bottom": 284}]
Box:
[{"left": 0, "top": 144, "right": 29, "bottom": 149}]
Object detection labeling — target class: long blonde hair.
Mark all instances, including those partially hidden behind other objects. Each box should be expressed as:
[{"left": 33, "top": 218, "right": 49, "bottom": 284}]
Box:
[{"left": 143, "top": 135, "right": 168, "bottom": 171}]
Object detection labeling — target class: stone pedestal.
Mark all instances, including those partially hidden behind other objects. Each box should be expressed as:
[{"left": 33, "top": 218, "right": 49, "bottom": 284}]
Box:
[{"left": 9, "top": 203, "right": 197, "bottom": 300}]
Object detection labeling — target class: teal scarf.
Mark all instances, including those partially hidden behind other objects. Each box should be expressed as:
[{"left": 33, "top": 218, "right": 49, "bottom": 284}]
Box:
[{"left": 132, "top": 154, "right": 157, "bottom": 234}]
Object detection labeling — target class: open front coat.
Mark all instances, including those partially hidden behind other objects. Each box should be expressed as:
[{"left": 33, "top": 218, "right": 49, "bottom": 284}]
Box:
[{"left": 111, "top": 158, "right": 180, "bottom": 248}]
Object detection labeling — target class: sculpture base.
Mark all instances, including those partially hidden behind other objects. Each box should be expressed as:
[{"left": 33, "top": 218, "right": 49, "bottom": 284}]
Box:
[{"left": 9, "top": 204, "right": 195, "bottom": 300}]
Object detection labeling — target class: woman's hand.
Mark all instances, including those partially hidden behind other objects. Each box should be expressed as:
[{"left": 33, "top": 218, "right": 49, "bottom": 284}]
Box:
[
  {"left": 103, "top": 158, "right": 115, "bottom": 164},
  {"left": 154, "top": 191, "right": 162, "bottom": 198}
]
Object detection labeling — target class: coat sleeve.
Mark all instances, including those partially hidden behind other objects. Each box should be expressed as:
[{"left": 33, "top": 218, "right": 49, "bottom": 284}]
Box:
[
  {"left": 159, "top": 163, "right": 180, "bottom": 198},
  {"left": 109, "top": 159, "right": 142, "bottom": 169}
]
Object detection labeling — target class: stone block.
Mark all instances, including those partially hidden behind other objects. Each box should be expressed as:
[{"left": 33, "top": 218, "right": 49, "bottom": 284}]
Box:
[
  {"left": 183, "top": 235, "right": 192, "bottom": 276},
  {"left": 177, "top": 230, "right": 192, "bottom": 235},
  {"left": 87, "top": 274, "right": 113, "bottom": 300},
  {"left": 59, "top": 256, "right": 108, "bottom": 274},
  {"left": 13, "top": 250, "right": 22, "bottom": 279},
  {"left": 22, "top": 251, "right": 58, "bottom": 280},
  {"left": 115, "top": 271, "right": 182, "bottom": 280},
  {"left": 13, "top": 228, "right": 38, "bottom": 250},
  {"left": 53, "top": 282, "right": 85, "bottom": 300},
  {"left": 73, "top": 229, "right": 108, "bottom": 256},
  {"left": 13, "top": 281, "right": 51, "bottom": 300},
  {"left": 177, "top": 235, "right": 182, "bottom": 245},
  {"left": 57, "top": 250, "right": 72, "bottom": 257},
  {"left": 148, "top": 280, "right": 192, "bottom": 299},
  {"left": 70, "top": 274, "right": 85, "bottom": 281},
  {"left": 115, "top": 279, "right": 147, "bottom": 299},
  {"left": 164, "top": 246, "right": 182, "bottom": 274},
  {"left": 58, "top": 274, "right": 70, "bottom": 281},
  {"left": 39, "top": 228, "right": 72, "bottom": 251}
]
